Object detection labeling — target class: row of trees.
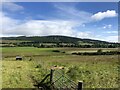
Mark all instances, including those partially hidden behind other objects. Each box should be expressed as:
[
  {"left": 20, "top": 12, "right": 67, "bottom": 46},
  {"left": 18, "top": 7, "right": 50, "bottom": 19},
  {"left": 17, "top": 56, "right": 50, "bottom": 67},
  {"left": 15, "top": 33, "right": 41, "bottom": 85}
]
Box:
[
  {"left": 72, "top": 49, "right": 120, "bottom": 55},
  {"left": 1, "top": 42, "right": 120, "bottom": 48},
  {"left": 2, "top": 36, "right": 120, "bottom": 48}
]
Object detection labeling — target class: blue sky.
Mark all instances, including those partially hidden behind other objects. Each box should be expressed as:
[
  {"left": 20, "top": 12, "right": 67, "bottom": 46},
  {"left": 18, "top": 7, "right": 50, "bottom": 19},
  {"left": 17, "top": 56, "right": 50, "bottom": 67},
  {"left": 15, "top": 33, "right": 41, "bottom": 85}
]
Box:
[{"left": 1, "top": 2, "right": 118, "bottom": 42}]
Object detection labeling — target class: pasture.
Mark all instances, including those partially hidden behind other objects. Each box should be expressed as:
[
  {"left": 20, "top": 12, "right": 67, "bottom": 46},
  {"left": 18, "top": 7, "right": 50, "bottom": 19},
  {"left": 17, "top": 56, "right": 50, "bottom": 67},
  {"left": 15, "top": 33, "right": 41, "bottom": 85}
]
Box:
[{"left": 2, "top": 47, "right": 119, "bottom": 88}]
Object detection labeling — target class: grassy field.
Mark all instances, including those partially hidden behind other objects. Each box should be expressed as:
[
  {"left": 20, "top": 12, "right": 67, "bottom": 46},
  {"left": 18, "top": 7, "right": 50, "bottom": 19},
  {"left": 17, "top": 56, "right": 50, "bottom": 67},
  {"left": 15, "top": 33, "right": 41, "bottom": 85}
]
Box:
[{"left": 2, "top": 47, "right": 119, "bottom": 88}]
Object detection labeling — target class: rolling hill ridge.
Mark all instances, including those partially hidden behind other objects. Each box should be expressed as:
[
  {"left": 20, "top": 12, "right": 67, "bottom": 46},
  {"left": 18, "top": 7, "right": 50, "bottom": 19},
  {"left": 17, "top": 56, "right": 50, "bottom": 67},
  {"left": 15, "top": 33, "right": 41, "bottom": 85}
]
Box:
[{"left": 1, "top": 35, "right": 120, "bottom": 48}]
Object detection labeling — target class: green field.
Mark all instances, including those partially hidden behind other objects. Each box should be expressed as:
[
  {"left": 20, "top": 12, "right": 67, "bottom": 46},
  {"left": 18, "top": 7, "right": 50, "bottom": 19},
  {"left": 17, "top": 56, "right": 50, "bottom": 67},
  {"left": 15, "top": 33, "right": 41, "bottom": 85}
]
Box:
[{"left": 2, "top": 47, "right": 119, "bottom": 88}]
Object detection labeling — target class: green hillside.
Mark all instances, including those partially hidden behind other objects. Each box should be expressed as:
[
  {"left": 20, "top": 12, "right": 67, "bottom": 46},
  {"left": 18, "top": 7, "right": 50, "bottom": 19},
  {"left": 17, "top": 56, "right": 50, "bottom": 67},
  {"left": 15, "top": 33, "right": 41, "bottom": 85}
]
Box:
[{"left": 1, "top": 35, "right": 120, "bottom": 48}]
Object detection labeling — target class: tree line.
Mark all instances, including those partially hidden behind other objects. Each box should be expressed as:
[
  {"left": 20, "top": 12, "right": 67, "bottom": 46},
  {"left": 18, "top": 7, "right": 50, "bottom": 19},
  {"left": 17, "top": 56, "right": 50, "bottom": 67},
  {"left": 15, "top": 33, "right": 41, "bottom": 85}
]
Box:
[
  {"left": 72, "top": 49, "right": 120, "bottom": 55},
  {"left": 1, "top": 36, "right": 120, "bottom": 48},
  {"left": 2, "top": 42, "right": 120, "bottom": 48}
]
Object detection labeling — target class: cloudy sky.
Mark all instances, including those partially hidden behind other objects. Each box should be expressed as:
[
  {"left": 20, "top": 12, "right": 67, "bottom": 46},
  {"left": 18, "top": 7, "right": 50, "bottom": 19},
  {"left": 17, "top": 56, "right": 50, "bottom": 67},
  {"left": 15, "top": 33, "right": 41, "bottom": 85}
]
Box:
[{"left": 1, "top": 2, "right": 118, "bottom": 42}]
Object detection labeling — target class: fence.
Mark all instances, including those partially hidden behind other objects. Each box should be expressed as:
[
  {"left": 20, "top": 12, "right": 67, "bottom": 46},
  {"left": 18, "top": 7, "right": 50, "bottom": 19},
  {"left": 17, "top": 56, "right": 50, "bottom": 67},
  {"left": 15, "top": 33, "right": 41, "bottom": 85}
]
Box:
[{"left": 33, "top": 66, "right": 83, "bottom": 90}]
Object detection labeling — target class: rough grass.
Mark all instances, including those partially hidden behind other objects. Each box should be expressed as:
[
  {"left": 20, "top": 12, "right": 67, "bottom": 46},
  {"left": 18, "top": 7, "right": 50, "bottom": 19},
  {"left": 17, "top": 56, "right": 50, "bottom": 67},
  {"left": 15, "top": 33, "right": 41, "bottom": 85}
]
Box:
[
  {"left": 2, "top": 61, "right": 34, "bottom": 88},
  {"left": 32, "top": 55, "right": 119, "bottom": 88},
  {"left": 2, "top": 47, "right": 119, "bottom": 88}
]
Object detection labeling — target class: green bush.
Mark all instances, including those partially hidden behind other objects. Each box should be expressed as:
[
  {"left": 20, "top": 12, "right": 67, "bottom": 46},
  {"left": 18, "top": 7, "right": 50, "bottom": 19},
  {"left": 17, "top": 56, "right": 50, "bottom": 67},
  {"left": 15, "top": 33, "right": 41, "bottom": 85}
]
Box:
[
  {"left": 52, "top": 50, "right": 60, "bottom": 52},
  {"left": 97, "top": 49, "right": 102, "bottom": 54}
]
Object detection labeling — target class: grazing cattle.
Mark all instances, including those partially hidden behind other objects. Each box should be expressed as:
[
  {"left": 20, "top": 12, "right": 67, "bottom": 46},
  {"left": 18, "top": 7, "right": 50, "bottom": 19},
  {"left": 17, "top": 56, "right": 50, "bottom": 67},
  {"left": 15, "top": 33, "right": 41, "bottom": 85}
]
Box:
[{"left": 16, "top": 56, "right": 22, "bottom": 60}]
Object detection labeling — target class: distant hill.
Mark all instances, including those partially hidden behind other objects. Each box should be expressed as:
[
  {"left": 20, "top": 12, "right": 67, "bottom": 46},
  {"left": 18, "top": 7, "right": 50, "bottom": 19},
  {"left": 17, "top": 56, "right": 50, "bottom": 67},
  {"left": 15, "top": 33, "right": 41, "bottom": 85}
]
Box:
[
  {"left": 1, "top": 35, "right": 113, "bottom": 43},
  {"left": 1, "top": 35, "right": 120, "bottom": 48}
]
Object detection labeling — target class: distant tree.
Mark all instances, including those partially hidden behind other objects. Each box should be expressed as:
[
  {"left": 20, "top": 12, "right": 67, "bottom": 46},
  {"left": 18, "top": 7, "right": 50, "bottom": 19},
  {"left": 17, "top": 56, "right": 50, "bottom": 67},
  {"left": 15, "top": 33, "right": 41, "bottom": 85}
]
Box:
[
  {"left": 97, "top": 49, "right": 102, "bottom": 54},
  {"left": 40, "top": 44, "right": 45, "bottom": 48}
]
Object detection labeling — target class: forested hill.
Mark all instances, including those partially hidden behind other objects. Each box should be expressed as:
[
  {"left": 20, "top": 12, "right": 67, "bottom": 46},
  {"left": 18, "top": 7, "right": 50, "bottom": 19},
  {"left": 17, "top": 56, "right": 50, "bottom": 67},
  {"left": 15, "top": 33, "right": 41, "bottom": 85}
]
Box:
[
  {"left": 1, "top": 35, "right": 120, "bottom": 48},
  {"left": 1, "top": 35, "right": 113, "bottom": 43}
]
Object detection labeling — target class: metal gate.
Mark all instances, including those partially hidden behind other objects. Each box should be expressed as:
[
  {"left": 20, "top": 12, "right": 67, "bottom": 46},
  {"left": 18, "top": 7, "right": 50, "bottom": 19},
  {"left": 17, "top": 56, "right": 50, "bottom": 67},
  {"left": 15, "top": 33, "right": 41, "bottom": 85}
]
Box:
[{"left": 33, "top": 66, "right": 83, "bottom": 90}]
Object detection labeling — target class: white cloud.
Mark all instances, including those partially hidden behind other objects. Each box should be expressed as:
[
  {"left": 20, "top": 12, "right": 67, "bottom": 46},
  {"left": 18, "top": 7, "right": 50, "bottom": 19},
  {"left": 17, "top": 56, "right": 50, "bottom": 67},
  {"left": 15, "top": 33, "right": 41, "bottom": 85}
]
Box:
[
  {"left": 105, "top": 31, "right": 118, "bottom": 34},
  {"left": 76, "top": 31, "right": 92, "bottom": 39},
  {"left": 2, "top": 20, "right": 92, "bottom": 38},
  {"left": 0, "top": 12, "right": 20, "bottom": 31},
  {"left": 1, "top": 12, "right": 92, "bottom": 38},
  {"left": 7, "top": 20, "right": 74, "bottom": 36},
  {"left": 103, "top": 24, "right": 112, "bottom": 29},
  {"left": 1, "top": 11, "right": 118, "bottom": 42},
  {"left": 104, "top": 36, "right": 118, "bottom": 42},
  {"left": 54, "top": 3, "right": 92, "bottom": 24},
  {"left": 54, "top": 4, "right": 117, "bottom": 24},
  {"left": 81, "top": 24, "right": 85, "bottom": 27},
  {"left": 86, "top": 35, "right": 118, "bottom": 43},
  {"left": 2, "top": 2, "right": 24, "bottom": 12},
  {"left": 91, "top": 10, "right": 117, "bottom": 21}
]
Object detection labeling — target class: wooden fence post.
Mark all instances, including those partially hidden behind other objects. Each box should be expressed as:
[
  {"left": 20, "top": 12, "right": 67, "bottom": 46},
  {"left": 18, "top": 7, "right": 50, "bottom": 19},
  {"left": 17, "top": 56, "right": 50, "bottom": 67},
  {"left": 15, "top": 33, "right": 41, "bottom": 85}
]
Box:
[
  {"left": 50, "top": 69, "right": 54, "bottom": 84},
  {"left": 78, "top": 81, "right": 83, "bottom": 90}
]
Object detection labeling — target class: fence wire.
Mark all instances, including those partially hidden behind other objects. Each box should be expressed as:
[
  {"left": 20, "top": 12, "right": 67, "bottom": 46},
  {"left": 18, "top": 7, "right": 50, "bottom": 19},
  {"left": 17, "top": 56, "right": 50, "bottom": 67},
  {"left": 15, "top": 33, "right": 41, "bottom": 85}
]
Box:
[
  {"left": 52, "top": 69, "right": 78, "bottom": 90},
  {"left": 33, "top": 68, "right": 80, "bottom": 90}
]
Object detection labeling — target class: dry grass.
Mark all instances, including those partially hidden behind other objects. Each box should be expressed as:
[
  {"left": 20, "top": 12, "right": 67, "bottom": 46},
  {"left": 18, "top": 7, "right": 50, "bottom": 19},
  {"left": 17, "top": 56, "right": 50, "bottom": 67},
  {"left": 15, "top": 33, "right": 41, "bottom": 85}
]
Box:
[{"left": 2, "top": 47, "right": 119, "bottom": 88}]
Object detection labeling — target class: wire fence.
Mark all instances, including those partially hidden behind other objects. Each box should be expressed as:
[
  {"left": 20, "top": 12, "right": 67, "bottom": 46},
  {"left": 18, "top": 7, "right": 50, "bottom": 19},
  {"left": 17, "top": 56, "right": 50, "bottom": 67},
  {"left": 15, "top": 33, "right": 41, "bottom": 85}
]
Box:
[
  {"left": 33, "top": 67, "right": 83, "bottom": 90},
  {"left": 51, "top": 68, "right": 79, "bottom": 90}
]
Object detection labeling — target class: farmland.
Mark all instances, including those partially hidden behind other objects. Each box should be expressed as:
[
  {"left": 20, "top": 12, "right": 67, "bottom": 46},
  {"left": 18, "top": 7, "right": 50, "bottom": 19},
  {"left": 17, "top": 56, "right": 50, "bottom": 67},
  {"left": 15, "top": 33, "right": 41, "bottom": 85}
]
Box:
[{"left": 1, "top": 47, "right": 119, "bottom": 88}]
